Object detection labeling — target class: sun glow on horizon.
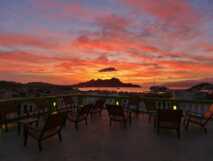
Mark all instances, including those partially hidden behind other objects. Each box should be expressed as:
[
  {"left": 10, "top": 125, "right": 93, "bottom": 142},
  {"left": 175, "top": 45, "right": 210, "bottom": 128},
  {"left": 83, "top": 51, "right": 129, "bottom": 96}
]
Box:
[{"left": 0, "top": 0, "right": 213, "bottom": 88}]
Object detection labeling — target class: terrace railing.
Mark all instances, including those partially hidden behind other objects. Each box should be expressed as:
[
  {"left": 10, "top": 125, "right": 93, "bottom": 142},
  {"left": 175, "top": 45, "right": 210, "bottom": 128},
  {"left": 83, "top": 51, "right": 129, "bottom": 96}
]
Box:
[{"left": 0, "top": 93, "right": 213, "bottom": 132}]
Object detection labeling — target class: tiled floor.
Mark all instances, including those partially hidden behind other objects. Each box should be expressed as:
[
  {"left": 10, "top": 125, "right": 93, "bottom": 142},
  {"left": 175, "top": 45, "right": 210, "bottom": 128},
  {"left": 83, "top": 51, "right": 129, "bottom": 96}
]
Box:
[{"left": 0, "top": 111, "right": 213, "bottom": 161}]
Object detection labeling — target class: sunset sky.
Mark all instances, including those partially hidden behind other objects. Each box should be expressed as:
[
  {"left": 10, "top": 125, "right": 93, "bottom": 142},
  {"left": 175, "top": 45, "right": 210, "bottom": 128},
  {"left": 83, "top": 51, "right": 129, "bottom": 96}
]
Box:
[{"left": 0, "top": 0, "right": 213, "bottom": 87}]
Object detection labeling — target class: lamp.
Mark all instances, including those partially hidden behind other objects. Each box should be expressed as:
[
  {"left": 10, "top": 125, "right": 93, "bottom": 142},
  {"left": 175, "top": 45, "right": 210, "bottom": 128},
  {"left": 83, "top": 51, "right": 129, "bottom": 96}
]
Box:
[
  {"left": 173, "top": 105, "right": 177, "bottom": 110},
  {"left": 116, "top": 101, "right": 119, "bottom": 106}
]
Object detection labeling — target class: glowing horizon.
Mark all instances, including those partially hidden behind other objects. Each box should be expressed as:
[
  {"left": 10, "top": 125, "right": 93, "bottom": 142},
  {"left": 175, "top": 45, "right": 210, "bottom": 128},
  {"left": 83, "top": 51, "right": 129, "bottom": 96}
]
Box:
[{"left": 0, "top": 0, "right": 213, "bottom": 87}]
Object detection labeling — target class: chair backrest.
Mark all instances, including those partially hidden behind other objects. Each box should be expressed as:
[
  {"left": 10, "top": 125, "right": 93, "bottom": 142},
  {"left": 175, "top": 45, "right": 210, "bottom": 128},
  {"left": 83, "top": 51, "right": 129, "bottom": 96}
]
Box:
[
  {"left": 78, "top": 104, "right": 92, "bottom": 117},
  {"left": 0, "top": 101, "right": 18, "bottom": 114},
  {"left": 93, "top": 99, "right": 105, "bottom": 109},
  {"left": 143, "top": 99, "right": 157, "bottom": 111},
  {"left": 34, "top": 99, "right": 49, "bottom": 113},
  {"left": 19, "top": 102, "right": 37, "bottom": 116},
  {"left": 128, "top": 96, "right": 140, "bottom": 106},
  {"left": 106, "top": 104, "right": 125, "bottom": 117},
  {"left": 63, "top": 96, "right": 74, "bottom": 106},
  {"left": 158, "top": 109, "right": 182, "bottom": 124},
  {"left": 41, "top": 112, "right": 67, "bottom": 135}
]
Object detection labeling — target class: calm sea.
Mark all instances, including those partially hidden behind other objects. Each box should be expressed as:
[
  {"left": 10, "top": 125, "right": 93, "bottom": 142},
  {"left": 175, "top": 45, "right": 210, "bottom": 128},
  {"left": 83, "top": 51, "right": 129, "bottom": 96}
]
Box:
[{"left": 79, "top": 87, "right": 149, "bottom": 93}]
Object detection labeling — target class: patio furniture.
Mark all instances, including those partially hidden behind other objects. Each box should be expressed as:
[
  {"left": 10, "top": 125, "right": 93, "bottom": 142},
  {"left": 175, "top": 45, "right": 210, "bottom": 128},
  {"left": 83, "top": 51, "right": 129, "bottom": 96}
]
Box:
[
  {"left": 0, "top": 101, "right": 18, "bottom": 132},
  {"left": 143, "top": 99, "right": 157, "bottom": 123},
  {"left": 33, "top": 99, "right": 50, "bottom": 114},
  {"left": 0, "top": 111, "right": 3, "bottom": 132},
  {"left": 17, "top": 101, "right": 41, "bottom": 135},
  {"left": 61, "top": 96, "right": 75, "bottom": 112},
  {"left": 156, "top": 109, "right": 183, "bottom": 139},
  {"left": 106, "top": 104, "right": 131, "bottom": 128},
  {"left": 90, "top": 99, "right": 105, "bottom": 117},
  {"left": 23, "top": 111, "right": 67, "bottom": 151},
  {"left": 67, "top": 104, "right": 92, "bottom": 130},
  {"left": 184, "top": 105, "right": 213, "bottom": 134},
  {"left": 128, "top": 96, "right": 141, "bottom": 115}
]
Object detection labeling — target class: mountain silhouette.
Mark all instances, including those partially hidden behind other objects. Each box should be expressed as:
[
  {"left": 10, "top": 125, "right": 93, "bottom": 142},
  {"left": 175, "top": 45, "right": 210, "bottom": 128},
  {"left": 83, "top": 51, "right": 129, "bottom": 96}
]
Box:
[
  {"left": 0, "top": 81, "right": 76, "bottom": 98},
  {"left": 73, "top": 77, "right": 140, "bottom": 87},
  {"left": 188, "top": 82, "right": 213, "bottom": 91}
]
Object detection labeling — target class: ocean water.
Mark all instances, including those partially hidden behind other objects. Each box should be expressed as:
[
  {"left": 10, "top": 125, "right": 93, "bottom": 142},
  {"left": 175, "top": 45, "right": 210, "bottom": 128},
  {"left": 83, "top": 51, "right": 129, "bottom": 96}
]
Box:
[{"left": 79, "top": 87, "right": 149, "bottom": 93}]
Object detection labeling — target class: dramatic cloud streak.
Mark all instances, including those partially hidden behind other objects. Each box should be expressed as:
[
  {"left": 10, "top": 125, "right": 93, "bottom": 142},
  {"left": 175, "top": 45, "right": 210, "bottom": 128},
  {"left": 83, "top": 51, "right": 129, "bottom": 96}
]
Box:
[
  {"left": 0, "top": 0, "right": 212, "bottom": 86},
  {"left": 98, "top": 67, "right": 118, "bottom": 73}
]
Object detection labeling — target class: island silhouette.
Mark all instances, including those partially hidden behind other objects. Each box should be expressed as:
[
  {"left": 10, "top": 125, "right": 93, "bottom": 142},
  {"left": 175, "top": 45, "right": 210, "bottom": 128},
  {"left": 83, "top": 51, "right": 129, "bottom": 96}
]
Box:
[{"left": 73, "top": 77, "right": 141, "bottom": 88}]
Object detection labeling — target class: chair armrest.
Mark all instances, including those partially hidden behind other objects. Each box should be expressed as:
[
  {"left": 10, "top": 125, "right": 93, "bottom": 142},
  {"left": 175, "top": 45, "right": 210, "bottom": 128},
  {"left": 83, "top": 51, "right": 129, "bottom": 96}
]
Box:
[{"left": 186, "top": 111, "right": 203, "bottom": 117}]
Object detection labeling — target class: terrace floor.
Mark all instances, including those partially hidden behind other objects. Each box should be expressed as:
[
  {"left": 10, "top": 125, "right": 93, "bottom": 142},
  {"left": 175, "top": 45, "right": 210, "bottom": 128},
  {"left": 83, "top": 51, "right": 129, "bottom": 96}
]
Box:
[{"left": 1, "top": 111, "right": 213, "bottom": 161}]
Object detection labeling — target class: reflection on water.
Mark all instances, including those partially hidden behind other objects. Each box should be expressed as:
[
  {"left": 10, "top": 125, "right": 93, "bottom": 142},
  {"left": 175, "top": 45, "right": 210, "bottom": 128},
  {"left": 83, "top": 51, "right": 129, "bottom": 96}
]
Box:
[{"left": 79, "top": 87, "right": 149, "bottom": 93}]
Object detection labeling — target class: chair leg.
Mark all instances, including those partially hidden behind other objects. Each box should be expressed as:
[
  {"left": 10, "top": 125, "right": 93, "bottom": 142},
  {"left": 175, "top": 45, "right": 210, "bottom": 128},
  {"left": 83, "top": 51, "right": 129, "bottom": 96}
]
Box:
[
  {"left": 123, "top": 120, "right": 127, "bottom": 128},
  {"left": 58, "top": 132, "right": 62, "bottom": 142},
  {"left": 177, "top": 128, "right": 181, "bottom": 139},
  {"left": 157, "top": 128, "right": 160, "bottom": 135},
  {"left": 0, "top": 123, "right": 2, "bottom": 133},
  {"left": 35, "top": 120, "right": 39, "bottom": 127},
  {"left": 5, "top": 122, "right": 8, "bottom": 132},
  {"left": 24, "top": 130, "right": 28, "bottom": 146},
  {"left": 154, "top": 118, "right": 157, "bottom": 129},
  {"left": 185, "top": 119, "right": 190, "bottom": 131},
  {"left": 183, "top": 116, "right": 187, "bottom": 126},
  {"left": 109, "top": 119, "right": 112, "bottom": 127},
  {"left": 85, "top": 118, "right": 88, "bottom": 125},
  {"left": 157, "top": 123, "right": 160, "bottom": 135},
  {"left": 204, "top": 127, "right": 207, "bottom": 134},
  {"left": 63, "top": 119, "right": 67, "bottom": 128},
  {"left": 17, "top": 122, "right": 21, "bottom": 136},
  {"left": 75, "top": 122, "right": 78, "bottom": 130},
  {"left": 148, "top": 115, "right": 152, "bottom": 123},
  {"left": 38, "top": 141, "right": 42, "bottom": 152}
]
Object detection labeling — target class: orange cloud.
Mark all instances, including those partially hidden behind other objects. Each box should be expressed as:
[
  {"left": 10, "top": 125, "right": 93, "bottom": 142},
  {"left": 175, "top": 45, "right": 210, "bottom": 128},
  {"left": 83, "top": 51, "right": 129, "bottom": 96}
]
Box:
[{"left": 0, "top": 33, "right": 58, "bottom": 49}]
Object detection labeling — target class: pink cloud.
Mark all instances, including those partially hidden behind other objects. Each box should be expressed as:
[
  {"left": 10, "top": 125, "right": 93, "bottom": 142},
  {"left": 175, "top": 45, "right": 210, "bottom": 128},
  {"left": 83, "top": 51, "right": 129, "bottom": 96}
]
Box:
[
  {"left": 34, "top": 0, "right": 110, "bottom": 21},
  {"left": 0, "top": 33, "right": 58, "bottom": 49},
  {"left": 121, "top": 0, "right": 201, "bottom": 26}
]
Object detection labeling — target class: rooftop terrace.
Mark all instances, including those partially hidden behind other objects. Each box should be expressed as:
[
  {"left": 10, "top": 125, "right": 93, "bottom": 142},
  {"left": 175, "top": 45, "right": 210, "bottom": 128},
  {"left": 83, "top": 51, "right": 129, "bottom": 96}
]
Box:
[{"left": 1, "top": 111, "right": 213, "bottom": 161}]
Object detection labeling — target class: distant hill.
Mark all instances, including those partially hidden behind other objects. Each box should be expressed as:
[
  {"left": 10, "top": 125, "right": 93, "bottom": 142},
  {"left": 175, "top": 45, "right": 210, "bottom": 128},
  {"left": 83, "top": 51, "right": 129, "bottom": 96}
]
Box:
[
  {"left": 150, "top": 85, "right": 170, "bottom": 92},
  {"left": 0, "top": 81, "right": 23, "bottom": 88},
  {"left": 0, "top": 81, "right": 74, "bottom": 90},
  {"left": 73, "top": 78, "right": 141, "bottom": 88},
  {"left": 188, "top": 83, "right": 213, "bottom": 91},
  {"left": 164, "top": 77, "right": 213, "bottom": 89},
  {"left": 0, "top": 81, "right": 77, "bottom": 99},
  {"left": 25, "top": 82, "right": 74, "bottom": 90}
]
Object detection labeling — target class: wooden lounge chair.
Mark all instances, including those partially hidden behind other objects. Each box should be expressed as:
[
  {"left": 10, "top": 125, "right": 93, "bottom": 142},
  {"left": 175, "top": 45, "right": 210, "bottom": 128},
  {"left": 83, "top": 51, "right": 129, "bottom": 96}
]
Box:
[
  {"left": 24, "top": 111, "right": 67, "bottom": 151},
  {"left": 61, "top": 96, "right": 75, "bottom": 112},
  {"left": 157, "top": 109, "right": 183, "bottom": 139},
  {"left": 67, "top": 104, "right": 92, "bottom": 130},
  {"left": 0, "top": 101, "right": 18, "bottom": 132},
  {"left": 128, "top": 96, "right": 141, "bottom": 115},
  {"left": 106, "top": 104, "right": 129, "bottom": 128},
  {"left": 17, "top": 101, "right": 41, "bottom": 135},
  {"left": 184, "top": 105, "right": 213, "bottom": 134},
  {"left": 90, "top": 99, "right": 105, "bottom": 117}
]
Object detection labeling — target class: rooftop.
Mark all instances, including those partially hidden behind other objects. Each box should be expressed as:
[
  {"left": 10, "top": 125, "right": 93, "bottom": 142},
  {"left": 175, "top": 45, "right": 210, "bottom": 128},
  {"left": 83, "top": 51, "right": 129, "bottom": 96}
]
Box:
[{"left": 1, "top": 111, "right": 213, "bottom": 161}]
